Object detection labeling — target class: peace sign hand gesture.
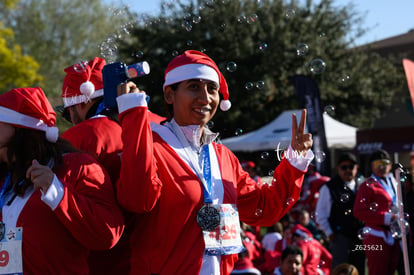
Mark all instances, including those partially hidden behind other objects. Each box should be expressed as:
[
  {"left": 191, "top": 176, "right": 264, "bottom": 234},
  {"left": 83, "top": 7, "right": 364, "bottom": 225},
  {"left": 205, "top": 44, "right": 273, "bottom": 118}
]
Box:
[{"left": 291, "top": 109, "right": 313, "bottom": 156}]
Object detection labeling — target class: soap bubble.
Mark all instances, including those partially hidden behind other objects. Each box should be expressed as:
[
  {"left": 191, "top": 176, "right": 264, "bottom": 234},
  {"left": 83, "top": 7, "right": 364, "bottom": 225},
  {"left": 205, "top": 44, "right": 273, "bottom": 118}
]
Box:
[
  {"left": 226, "top": 61, "right": 237, "bottom": 72},
  {"left": 309, "top": 58, "right": 326, "bottom": 74},
  {"left": 296, "top": 43, "right": 309, "bottom": 56}
]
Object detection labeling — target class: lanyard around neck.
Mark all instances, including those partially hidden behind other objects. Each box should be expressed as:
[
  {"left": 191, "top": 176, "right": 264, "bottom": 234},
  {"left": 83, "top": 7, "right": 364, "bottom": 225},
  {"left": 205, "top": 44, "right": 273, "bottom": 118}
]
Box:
[
  {"left": 166, "top": 121, "right": 213, "bottom": 204},
  {"left": 372, "top": 175, "right": 396, "bottom": 204},
  {"left": 0, "top": 173, "right": 12, "bottom": 209}
]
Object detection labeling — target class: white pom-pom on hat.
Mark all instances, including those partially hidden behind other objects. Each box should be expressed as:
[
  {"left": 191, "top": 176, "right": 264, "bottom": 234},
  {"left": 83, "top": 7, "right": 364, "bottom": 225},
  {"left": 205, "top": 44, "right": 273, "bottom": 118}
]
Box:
[
  {"left": 220, "top": 99, "right": 231, "bottom": 111},
  {"left": 45, "top": 126, "right": 59, "bottom": 143},
  {"left": 79, "top": 81, "right": 95, "bottom": 97}
]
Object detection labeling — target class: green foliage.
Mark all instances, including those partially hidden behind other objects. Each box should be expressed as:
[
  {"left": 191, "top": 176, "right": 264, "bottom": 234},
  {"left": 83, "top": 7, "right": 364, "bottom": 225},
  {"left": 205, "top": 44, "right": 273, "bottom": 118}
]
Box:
[
  {"left": 0, "top": 23, "right": 42, "bottom": 93},
  {"left": 116, "top": 0, "right": 404, "bottom": 136},
  {"left": 1, "top": 0, "right": 133, "bottom": 131},
  {"left": 1, "top": 0, "right": 130, "bottom": 99}
]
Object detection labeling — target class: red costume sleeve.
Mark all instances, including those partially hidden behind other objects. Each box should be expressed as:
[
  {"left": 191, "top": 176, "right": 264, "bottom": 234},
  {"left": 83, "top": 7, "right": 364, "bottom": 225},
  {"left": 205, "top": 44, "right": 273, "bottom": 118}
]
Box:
[
  {"left": 54, "top": 153, "right": 125, "bottom": 250},
  {"left": 225, "top": 147, "right": 305, "bottom": 227},
  {"left": 116, "top": 106, "right": 162, "bottom": 213}
]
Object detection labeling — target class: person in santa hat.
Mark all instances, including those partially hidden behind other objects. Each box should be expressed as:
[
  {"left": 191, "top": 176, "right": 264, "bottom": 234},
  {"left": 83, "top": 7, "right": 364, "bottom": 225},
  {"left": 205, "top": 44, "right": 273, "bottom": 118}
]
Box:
[
  {"left": 0, "top": 87, "right": 124, "bottom": 274},
  {"left": 115, "top": 50, "right": 314, "bottom": 275},
  {"left": 60, "top": 57, "right": 157, "bottom": 274},
  {"left": 353, "top": 149, "right": 401, "bottom": 275},
  {"left": 288, "top": 224, "right": 332, "bottom": 275}
]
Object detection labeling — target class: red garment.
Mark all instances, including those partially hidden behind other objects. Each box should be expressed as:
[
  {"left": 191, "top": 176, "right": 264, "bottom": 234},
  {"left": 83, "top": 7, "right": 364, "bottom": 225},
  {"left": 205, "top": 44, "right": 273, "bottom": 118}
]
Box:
[
  {"left": 61, "top": 115, "right": 130, "bottom": 274},
  {"left": 297, "top": 172, "right": 329, "bottom": 213},
  {"left": 353, "top": 176, "right": 401, "bottom": 275},
  {"left": 61, "top": 116, "right": 122, "bottom": 185},
  {"left": 233, "top": 231, "right": 263, "bottom": 273},
  {"left": 294, "top": 238, "right": 332, "bottom": 275},
  {"left": 257, "top": 249, "right": 281, "bottom": 274},
  {"left": 242, "top": 231, "right": 263, "bottom": 263},
  {"left": 116, "top": 106, "right": 306, "bottom": 275},
  {"left": 148, "top": 111, "right": 166, "bottom": 124},
  {"left": 2, "top": 152, "right": 124, "bottom": 274}
]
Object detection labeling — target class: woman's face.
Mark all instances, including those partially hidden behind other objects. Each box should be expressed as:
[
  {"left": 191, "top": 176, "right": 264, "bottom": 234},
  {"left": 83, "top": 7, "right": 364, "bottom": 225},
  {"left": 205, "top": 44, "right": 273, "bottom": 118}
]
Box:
[
  {"left": 0, "top": 122, "right": 15, "bottom": 163},
  {"left": 164, "top": 79, "right": 219, "bottom": 127}
]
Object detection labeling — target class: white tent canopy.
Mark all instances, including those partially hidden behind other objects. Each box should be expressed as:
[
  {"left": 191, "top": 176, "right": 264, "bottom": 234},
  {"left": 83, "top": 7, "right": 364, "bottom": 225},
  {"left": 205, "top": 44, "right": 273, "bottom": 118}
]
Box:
[{"left": 220, "top": 109, "right": 357, "bottom": 152}]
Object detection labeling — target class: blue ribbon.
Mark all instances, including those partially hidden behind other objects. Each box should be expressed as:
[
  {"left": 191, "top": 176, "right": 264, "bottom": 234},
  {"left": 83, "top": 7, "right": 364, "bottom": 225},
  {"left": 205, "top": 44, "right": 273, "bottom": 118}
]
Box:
[
  {"left": 201, "top": 145, "right": 212, "bottom": 204},
  {"left": 0, "top": 173, "right": 12, "bottom": 209}
]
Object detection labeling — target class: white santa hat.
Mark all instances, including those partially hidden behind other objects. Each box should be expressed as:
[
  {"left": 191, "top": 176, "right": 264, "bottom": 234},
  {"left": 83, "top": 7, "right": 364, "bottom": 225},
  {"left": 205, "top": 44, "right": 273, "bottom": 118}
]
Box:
[
  {"left": 163, "top": 50, "right": 231, "bottom": 111},
  {"left": 61, "top": 57, "right": 106, "bottom": 108},
  {"left": 0, "top": 87, "right": 59, "bottom": 142}
]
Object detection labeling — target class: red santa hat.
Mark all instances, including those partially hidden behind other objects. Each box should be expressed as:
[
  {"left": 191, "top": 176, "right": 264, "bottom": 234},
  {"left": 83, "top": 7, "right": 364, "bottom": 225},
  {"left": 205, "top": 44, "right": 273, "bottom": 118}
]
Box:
[
  {"left": 163, "top": 50, "right": 231, "bottom": 111},
  {"left": 0, "top": 87, "right": 59, "bottom": 142},
  {"left": 61, "top": 57, "right": 106, "bottom": 108},
  {"left": 290, "top": 224, "right": 313, "bottom": 239},
  {"left": 241, "top": 161, "right": 256, "bottom": 169}
]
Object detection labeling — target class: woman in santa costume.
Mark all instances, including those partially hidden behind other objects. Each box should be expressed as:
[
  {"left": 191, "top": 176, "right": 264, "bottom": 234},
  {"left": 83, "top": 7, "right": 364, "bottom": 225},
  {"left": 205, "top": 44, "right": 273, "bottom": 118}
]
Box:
[
  {"left": 353, "top": 149, "right": 401, "bottom": 275},
  {"left": 115, "top": 50, "right": 314, "bottom": 275},
  {"left": 0, "top": 87, "right": 124, "bottom": 274}
]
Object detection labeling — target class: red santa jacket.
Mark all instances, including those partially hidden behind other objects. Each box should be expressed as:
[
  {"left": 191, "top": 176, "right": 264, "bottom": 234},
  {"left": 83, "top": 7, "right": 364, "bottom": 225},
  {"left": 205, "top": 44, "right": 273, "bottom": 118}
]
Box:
[
  {"left": 0, "top": 152, "right": 124, "bottom": 274},
  {"left": 61, "top": 116, "right": 122, "bottom": 185},
  {"left": 116, "top": 105, "right": 306, "bottom": 275},
  {"left": 353, "top": 175, "right": 397, "bottom": 242},
  {"left": 295, "top": 238, "right": 332, "bottom": 275}
]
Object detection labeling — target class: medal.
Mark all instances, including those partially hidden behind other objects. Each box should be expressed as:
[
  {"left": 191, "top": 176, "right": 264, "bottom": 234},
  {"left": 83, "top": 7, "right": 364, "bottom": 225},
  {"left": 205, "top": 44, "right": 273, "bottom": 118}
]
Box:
[{"left": 197, "top": 204, "right": 220, "bottom": 231}]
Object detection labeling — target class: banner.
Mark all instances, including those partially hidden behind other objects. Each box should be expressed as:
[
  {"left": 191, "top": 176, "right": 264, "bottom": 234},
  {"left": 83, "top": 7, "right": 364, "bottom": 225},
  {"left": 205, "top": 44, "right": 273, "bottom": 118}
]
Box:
[
  {"left": 289, "top": 75, "right": 331, "bottom": 176},
  {"left": 402, "top": 59, "right": 414, "bottom": 110}
]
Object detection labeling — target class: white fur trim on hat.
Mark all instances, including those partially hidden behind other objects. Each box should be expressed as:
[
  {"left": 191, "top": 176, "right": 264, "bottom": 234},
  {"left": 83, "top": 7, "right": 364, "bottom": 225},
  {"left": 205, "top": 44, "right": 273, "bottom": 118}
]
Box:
[
  {"left": 295, "top": 229, "right": 311, "bottom": 239},
  {"left": 163, "top": 64, "right": 220, "bottom": 90},
  {"left": 0, "top": 106, "right": 59, "bottom": 142},
  {"left": 62, "top": 88, "right": 104, "bottom": 108}
]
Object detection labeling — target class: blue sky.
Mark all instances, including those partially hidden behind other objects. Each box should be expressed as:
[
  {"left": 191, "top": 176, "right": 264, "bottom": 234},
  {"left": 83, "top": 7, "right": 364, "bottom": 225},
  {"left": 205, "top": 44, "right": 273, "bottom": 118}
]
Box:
[{"left": 113, "top": 0, "right": 414, "bottom": 46}]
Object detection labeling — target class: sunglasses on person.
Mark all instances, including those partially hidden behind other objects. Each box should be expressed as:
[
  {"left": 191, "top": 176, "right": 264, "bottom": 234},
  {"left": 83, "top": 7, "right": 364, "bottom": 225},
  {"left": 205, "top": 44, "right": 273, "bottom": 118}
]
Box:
[
  {"left": 339, "top": 164, "right": 355, "bottom": 171},
  {"left": 372, "top": 159, "right": 390, "bottom": 169}
]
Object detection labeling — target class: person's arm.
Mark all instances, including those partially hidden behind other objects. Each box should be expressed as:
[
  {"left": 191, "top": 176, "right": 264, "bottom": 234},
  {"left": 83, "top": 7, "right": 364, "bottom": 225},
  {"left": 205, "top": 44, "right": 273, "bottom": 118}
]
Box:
[
  {"left": 236, "top": 109, "right": 314, "bottom": 226},
  {"left": 27, "top": 155, "right": 125, "bottom": 250},
  {"left": 116, "top": 85, "right": 163, "bottom": 213},
  {"left": 315, "top": 185, "right": 333, "bottom": 237}
]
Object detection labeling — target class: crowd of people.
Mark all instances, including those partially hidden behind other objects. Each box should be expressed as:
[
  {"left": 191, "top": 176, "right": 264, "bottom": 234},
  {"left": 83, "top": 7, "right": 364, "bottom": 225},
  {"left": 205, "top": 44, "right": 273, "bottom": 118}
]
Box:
[
  {"left": 1, "top": 49, "right": 412, "bottom": 275},
  {"left": 231, "top": 149, "right": 413, "bottom": 275}
]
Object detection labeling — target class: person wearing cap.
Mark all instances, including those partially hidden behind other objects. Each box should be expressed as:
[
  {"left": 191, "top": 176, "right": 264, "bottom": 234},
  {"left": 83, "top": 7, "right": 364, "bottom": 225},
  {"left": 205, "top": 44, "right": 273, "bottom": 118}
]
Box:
[
  {"left": 115, "top": 50, "right": 314, "bottom": 275},
  {"left": 353, "top": 149, "right": 401, "bottom": 275},
  {"left": 0, "top": 87, "right": 124, "bottom": 274},
  {"left": 288, "top": 224, "right": 332, "bottom": 275},
  {"left": 315, "top": 152, "right": 365, "bottom": 274},
  {"left": 60, "top": 57, "right": 152, "bottom": 274}
]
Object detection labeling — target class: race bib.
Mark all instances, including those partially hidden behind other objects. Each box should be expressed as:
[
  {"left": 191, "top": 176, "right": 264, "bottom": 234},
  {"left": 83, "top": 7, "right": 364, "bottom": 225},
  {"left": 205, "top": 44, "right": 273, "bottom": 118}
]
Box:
[
  {"left": 0, "top": 227, "right": 23, "bottom": 275},
  {"left": 202, "top": 204, "right": 244, "bottom": 256}
]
